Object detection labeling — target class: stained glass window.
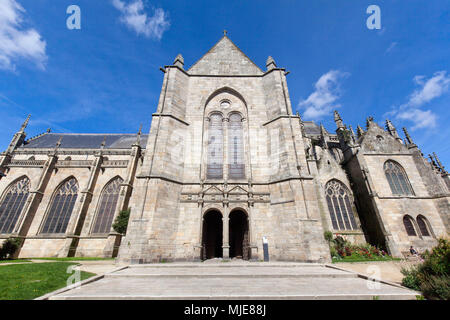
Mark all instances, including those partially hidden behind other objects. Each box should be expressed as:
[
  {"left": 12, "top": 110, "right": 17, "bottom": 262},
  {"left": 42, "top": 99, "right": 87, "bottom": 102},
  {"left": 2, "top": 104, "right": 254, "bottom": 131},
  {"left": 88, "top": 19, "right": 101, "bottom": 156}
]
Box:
[
  {"left": 0, "top": 177, "right": 30, "bottom": 234},
  {"left": 325, "top": 180, "right": 357, "bottom": 230},
  {"left": 417, "top": 215, "right": 431, "bottom": 237},
  {"left": 92, "top": 177, "right": 123, "bottom": 234},
  {"left": 403, "top": 215, "right": 417, "bottom": 236},
  {"left": 207, "top": 113, "right": 224, "bottom": 179},
  {"left": 228, "top": 113, "right": 245, "bottom": 179},
  {"left": 384, "top": 161, "right": 414, "bottom": 196},
  {"left": 41, "top": 178, "right": 78, "bottom": 234}
]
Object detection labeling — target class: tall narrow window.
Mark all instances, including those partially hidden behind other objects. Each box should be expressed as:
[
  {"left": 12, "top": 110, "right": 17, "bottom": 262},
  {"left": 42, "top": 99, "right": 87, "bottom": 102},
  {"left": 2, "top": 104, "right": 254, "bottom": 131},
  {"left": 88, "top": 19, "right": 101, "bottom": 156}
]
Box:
[
  {"left": 41, "top": 178, "right": 78, "bottom": 234},
  {"left": 228, "top": 113, "right": 245, "bottom": 179},
  {"left": 0, "top": 177, "right": 30, "bottom": 234},
  {"left": 403, "top": 215, "right": 417, "bottom": 236},
  {"left": 92, "top": 177, "right": 123, "bottom": 234},
  {"left": 325, "top": 180, "right": 357, "bottom": 230},
  {"left": 417, "top": 215, "right": 431, "bottom": 237},
  {"left": 384, "top": 161, "right": 414, "bottom": 196},
  {"left": 207, "top": 113, "right": 224, "bottom": 179}
]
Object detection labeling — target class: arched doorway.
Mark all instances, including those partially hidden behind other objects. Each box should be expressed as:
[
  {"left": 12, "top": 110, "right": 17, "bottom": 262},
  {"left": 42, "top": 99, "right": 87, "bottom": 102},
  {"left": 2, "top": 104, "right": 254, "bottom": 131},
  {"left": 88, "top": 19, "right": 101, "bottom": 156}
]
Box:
[
  {"left": 202, "top": 210, "right": 223, "bottom": 260},
  {"left": 229, "top": 210, "right": 250, "bottom": 260}
]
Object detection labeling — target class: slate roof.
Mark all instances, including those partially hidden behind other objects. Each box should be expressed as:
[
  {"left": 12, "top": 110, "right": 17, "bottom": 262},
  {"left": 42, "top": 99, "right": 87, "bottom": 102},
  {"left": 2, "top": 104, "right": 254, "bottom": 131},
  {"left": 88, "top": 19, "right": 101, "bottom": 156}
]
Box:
[{"left": 20, "top": 133, "right": 148, "bottom": 149}]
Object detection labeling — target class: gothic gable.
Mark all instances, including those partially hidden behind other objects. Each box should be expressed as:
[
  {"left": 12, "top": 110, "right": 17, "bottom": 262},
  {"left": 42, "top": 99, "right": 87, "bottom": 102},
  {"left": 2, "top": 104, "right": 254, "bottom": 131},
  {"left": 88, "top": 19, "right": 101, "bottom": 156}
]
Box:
[
  {"left": 188, "top": 36, "right": 263, "bottom": 76},
  {"left": 359, "top": 122, "right": 407, "bottom": 153}
]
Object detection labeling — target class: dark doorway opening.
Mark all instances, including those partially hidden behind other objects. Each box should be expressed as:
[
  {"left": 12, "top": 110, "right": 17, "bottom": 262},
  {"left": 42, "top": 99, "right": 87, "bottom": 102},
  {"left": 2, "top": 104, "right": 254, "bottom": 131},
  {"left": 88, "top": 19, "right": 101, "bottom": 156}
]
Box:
[
  {"left": 202, "top": 210, "right": 223, "bottom": 260},
  {"left": 229, "top": 210, "right": 250, "bottom": 260}
]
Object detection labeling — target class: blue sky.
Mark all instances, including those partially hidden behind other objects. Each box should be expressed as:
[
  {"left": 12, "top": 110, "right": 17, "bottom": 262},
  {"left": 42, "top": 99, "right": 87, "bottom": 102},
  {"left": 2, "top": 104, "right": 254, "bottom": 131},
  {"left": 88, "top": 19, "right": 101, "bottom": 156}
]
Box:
[{"left": 0, "top": 0, "right": 449, "bottom": 165}]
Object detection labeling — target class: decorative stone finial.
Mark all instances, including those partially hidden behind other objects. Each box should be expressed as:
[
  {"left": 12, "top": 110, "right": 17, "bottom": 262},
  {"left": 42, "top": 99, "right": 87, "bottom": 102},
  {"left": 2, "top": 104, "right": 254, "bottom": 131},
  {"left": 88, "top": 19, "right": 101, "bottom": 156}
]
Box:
[
  {"left": 402, "top": 127, "right": 414, "bottom": 145},
  {"left": 357, "top": 125, "right": 365, "bottom": 138},
  {"left": 223, "top": 30, "right": 228, "bottom": 36},
  {"left": 385, "top": 119, "right": 401, "bottom": 140},
  {"left": 19, "top": 114, "right": 31, "bottom": 133},
  {"left": 334, "top": 110, "right": 344, "bottom": 129},
  {"left": 366, "top": 116, "right": 374, "bottom": 130},
  {"left": 173, "top": 54, "right": 184, "bottom": 69},
  {"left": 266, "top": 56, "right": 277, "bottom": 71},
  {"left": 133, "top": 123, "right": 143, "bottom": 147},
  {"left": 433, "top": 152, "right": 446, "bottom": 173},
  {"left": 349, "top": 125, "right": 356, "bottom": 143}
]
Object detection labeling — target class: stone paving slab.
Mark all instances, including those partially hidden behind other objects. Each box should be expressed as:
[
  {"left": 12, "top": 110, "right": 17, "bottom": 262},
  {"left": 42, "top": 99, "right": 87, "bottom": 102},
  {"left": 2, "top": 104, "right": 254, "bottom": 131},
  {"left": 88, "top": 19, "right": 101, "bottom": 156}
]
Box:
[{"left": 49, "top": 263, "right": 419, "bottom": 300}]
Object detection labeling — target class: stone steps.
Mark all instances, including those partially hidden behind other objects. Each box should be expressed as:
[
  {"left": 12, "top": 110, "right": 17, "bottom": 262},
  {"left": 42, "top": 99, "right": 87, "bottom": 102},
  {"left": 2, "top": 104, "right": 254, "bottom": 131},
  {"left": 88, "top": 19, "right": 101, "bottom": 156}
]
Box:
[{"left": 48, "top": 262, "right": 420, "bottom": 300}]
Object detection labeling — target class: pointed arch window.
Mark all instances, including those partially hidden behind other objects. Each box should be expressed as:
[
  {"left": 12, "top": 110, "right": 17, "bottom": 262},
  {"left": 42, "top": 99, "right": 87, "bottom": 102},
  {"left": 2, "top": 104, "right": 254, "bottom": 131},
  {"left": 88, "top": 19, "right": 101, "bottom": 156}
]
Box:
[
  {"left": 41, "top": 178, "right": 78, "bottom": 234},
  {"left": 92, "top": 177, "right": 123, "bottom": 234},
  {"left": 325, "top": 180, "right": 357, "bottom": 230},
  {"left": 207, "top": 113, "right": 224, "bottom": 179},
  {"left": 417, "top": 215, "right": 431, "bottom": 237},
  {"left": 403, "top": 215, "right": 417, "bottom": 236},
  {"left": 228, "top": 113, "right": 245, "bottom": 179},
  {"left": 0, "top": 177, "right": 30, "bottom": 234},
  {"left": 384, "top": 161, "right": 414, "bottom": 196}
]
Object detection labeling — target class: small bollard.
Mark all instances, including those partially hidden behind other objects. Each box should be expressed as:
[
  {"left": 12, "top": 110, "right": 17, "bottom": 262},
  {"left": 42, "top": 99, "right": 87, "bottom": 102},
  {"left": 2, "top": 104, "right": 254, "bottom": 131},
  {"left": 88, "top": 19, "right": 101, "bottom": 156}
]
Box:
[{"left": 262, "top": 236, "right": 269, "bottom": 262}]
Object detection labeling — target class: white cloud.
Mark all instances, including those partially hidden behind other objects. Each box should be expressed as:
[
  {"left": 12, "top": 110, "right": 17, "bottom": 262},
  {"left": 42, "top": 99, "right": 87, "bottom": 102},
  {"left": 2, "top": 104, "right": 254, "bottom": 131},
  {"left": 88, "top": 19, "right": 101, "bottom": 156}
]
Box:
[
  {"left": 385, "top": 42, "right": 397, "bottom": 54},
  {"left": 390, "top": 71, "right": 450, "bottom": 130},
  {"left": 112, "top": 0, "right": 170, "bottom": 40},
  {"left": 408, "top": 71, "right": 450, "bottom": 107},
  {"left": 396, "top": 108, "right": 437, "bottom": 130},
  {"left": 298, "top": 70, "right": 349, "bottom": 120},
  {"left": 0, "top": 0, "right": 47, "bottom": 71}
]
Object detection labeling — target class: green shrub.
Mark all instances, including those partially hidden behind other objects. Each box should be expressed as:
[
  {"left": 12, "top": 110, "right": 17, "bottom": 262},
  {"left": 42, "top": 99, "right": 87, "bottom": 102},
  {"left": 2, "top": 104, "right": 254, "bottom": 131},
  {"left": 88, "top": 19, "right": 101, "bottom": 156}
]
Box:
[
  {"left": 0, "top": 238, "right": 22, "bottom": 260},
  {"left": 401, "top": 238, "right": 450, "bottom": 300},
  {"left": 420, "top": 274, "right": 450, "bottom": 300},
  {"left": 324, "top": 231, "right": 333, "bottom": 242},
  {"left": 112, "top": 209, "right": 131, "bottom": 235},
  {"left": 329, "top": 246, "right": 338, "bottom": 258},
  {"left": 401, "top": 266, "right": 421, "bottom": 291}
]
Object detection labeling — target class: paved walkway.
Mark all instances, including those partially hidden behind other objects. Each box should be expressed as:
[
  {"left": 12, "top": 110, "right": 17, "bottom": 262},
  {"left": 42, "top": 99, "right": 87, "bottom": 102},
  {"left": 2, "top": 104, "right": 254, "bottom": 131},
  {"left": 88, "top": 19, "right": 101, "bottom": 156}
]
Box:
[
  {"left": 46, "top": 261, "right": 419, "bottom": 300},
  {"left": 334, "top": 260, "right": 420, "bottom": 284}
]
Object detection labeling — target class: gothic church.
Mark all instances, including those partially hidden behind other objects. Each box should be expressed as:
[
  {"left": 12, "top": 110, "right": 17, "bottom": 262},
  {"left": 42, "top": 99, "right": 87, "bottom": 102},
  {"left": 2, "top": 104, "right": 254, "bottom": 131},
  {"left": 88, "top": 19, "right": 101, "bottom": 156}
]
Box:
[{"left": 0, "top": 35, "right": 448, "bottom": 263}]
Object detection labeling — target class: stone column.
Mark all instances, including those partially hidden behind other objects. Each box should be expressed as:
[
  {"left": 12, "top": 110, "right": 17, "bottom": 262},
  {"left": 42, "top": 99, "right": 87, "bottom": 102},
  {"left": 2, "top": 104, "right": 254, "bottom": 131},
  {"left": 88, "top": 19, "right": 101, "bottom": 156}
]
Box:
[
  {"left": 222, "top": 205, "right": 230, "bottom": 259},
  {"left": 223, "top": 117, "right": 229, "bottom": 180},
  {"left": 247, "top": 201, "right": 258, "bottom": 261},
  {"left": 104, "top": 143, "right": 141, "bottom": 257}
]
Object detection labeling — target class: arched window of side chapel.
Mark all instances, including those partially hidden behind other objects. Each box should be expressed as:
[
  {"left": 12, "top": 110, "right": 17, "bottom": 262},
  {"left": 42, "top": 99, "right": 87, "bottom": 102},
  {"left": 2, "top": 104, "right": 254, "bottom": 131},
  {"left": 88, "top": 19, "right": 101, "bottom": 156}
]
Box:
[
  {"left": 0, "top": 176, "right": 30, "bottom": 234},
  {"left": 384, "top": 160, "right": 414, "bottom": 196},
  {"left": 41, "top": 178, "right": 79, "bottom": 234},
  {"left": 325, "top": 180, "right": 357, "bottom": 230},
  {"left": 92, "top": 177, "right": 124, "bottom": 234}
]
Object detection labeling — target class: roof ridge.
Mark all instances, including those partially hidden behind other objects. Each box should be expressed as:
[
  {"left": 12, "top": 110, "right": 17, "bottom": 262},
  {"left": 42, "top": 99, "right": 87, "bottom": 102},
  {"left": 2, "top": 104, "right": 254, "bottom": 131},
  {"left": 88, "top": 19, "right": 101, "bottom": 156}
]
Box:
[{"left": 44, "top": 133, "right": 147, "bottom": 136}]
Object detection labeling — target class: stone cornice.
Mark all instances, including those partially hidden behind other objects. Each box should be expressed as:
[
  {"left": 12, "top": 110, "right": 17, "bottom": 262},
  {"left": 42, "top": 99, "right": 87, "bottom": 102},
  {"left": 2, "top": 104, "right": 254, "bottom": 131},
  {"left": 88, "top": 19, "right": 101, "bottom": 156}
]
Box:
[
  {"left": 12, "top": 149, "right": 135, "bottom": 156},
  {"left": 262, "top": 115, "right": 301, "bottom": 126},
  {"left": 164, "top": 65, "right": 286, "bottom": 78},
  {"left": 151, "top": 113, "right": 190, "bottom": 126}
]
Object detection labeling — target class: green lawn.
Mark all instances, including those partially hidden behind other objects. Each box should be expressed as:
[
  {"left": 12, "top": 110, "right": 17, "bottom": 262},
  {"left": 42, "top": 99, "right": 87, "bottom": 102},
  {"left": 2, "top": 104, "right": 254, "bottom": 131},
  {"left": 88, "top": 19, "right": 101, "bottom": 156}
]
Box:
[
  {"left": 0, "top": 259, "right": 31, "bottom": 264},
  {"left": 0, "top": 262, "right": 95, "bottom": 300},
  {"left": 25, "top": 257, "right": 114, "bottom": 262},
  {"left": 332, "top": 256, "right": 402, "bottom": 263}
]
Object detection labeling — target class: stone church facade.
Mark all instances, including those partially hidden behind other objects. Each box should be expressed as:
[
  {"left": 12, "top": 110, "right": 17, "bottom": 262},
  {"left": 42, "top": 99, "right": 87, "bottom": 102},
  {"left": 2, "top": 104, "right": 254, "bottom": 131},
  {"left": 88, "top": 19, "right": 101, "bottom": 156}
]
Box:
[{"left": 0, "top": 35, "right": 448, "bottom": 263}]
